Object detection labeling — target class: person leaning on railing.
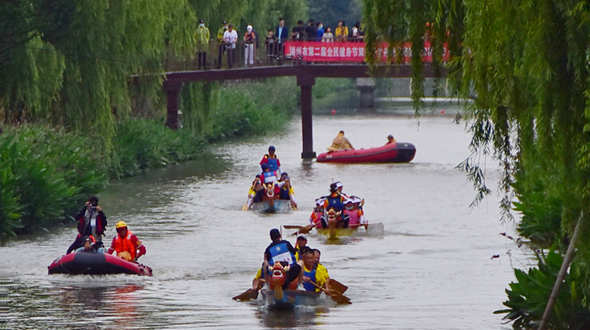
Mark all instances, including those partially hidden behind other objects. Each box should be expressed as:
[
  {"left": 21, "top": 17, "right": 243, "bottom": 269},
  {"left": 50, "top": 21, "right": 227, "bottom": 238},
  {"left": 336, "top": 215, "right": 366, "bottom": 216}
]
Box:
[{"left": 291, "top": 20, "right": 305, "bottom": 41}]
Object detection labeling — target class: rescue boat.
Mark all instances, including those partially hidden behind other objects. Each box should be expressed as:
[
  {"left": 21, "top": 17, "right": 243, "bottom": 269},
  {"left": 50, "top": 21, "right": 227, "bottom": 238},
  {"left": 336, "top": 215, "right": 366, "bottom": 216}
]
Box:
[
  {"left": 316, "top": 142, "right": 416, "bottom": 163},
  {"left": 48, "top": 251, "right": 152, "bottom": 276}
]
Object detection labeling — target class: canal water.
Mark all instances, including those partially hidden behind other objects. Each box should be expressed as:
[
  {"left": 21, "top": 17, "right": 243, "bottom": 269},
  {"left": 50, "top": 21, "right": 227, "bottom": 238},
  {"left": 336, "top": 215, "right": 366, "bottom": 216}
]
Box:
[{"left": 0, "top": 114, "right": 529, "bottom": 329}]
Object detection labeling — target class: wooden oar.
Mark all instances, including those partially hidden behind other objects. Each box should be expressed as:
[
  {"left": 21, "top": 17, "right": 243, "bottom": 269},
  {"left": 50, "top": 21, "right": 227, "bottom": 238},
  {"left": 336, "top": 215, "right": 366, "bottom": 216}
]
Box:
[
  {"left": 327, "top": 278, "right": 348, "bottom": 294},
  {"left": 232, "top": 287, "right": 260, "bottom": 301},
  {"left": 308, "top": 280, "right": 351, "bottom": 304},
  {"left": 283, "top": 225, "right": 305, "bottom": 230}
]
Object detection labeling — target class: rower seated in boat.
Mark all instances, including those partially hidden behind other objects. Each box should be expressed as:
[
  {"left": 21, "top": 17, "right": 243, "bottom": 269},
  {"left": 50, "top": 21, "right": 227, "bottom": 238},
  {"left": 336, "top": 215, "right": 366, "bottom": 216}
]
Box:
[
  {"left": 301, "top": 248, "right": 329, "bottom": 292},
  {"left": 107, "top": 221, "right": 146, "bottom": 262},
  {"left": 310, "top": 198, "right": 327, "bottom": 229},
  {"left": 245, "top": 176, "right": 265, "bottom": 209},
  {"left": 343, "top": 196, "right": 367, "bottom": 229},
  {"left": 74, "top": 235, "right": 105, "bottom": 253},
  {"left": 294, "top": 235, "right": 307, "bottom": 262},
  {"left": 327, "top": 130, "right": 354, "bottom": 152},
  {"left": 263, "top": 228, "right": 301, "bottom": 290},
  {"left": 277, "top": 172, "right": 297, "bottom": 209}
]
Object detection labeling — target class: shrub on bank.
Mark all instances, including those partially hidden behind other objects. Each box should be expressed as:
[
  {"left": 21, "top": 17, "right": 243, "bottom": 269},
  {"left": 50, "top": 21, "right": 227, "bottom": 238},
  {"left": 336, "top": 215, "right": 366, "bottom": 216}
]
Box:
[
  {"left": 0, "top": 127, "right": 106, "bottom": 238},
  {"left": 110, "top": 119, "right": 206, "bottom": 178}
]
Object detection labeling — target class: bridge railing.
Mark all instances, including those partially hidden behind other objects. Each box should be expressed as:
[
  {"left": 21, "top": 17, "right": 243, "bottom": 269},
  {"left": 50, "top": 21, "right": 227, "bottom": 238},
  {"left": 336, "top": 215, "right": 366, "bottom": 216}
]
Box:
[{"left": 164, "top": 40, "right": 449, "bottom": 71}]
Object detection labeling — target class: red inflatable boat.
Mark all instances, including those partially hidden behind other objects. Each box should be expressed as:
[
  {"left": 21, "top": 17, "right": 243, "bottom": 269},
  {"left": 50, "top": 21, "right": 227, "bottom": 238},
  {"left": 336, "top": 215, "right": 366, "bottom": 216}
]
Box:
[
  {"left": 48, "top": 251, "right": 152, "bottom": 276},
  {"left": 316, "top": 142, "right": 416, "bottom": 163}
]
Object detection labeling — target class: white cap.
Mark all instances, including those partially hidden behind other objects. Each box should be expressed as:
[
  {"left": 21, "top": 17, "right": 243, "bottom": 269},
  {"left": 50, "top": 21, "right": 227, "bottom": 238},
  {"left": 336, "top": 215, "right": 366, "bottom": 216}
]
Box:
[{"left": 247, "top": 25, "right": 253, "bottom": 32}]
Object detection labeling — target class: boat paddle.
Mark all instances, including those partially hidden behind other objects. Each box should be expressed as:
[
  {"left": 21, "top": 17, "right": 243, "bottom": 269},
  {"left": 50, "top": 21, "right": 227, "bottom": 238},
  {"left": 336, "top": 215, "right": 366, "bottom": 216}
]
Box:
[
  {"left": 232, "top": 287, "right": 260, "bottom": 301},
  {"left": 308, "top": 280, "right": 351, "bottom": 304},
  {"left": 327, "top": 278, "right": 348, "bottom": 294}
]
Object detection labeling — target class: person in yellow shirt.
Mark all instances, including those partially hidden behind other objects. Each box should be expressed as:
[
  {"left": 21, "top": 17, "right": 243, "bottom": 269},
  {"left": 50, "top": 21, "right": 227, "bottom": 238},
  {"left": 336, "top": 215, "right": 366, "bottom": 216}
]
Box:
[
  {"left": 312, "top": 248, "right": 330, "bottom": 288},
  {"left": 334, "top": 20, "right": 349, "bottom": 42},
  {"left": 301, "top": 248, "right": 327, "bottom": 292}
]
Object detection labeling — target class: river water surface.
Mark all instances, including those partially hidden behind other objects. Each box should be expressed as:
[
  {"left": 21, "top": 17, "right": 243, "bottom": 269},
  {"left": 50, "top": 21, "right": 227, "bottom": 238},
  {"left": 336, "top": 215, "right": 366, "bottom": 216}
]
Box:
[{"left": 0, "top": 114, "right": 529, "bottom": 329}]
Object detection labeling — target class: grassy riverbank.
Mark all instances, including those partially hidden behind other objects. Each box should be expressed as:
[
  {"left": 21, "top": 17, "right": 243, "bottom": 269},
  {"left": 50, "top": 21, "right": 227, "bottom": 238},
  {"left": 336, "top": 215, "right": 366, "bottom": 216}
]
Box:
[{"left": 0, "top": 78, "right": 297, "bottom": 239}]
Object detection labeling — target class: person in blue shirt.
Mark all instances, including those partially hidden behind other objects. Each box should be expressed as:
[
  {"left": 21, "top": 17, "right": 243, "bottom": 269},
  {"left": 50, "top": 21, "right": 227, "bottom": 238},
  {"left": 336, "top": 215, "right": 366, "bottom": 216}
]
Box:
[{"left": 263, "top": 228, "right": 301, "bottom": 289}]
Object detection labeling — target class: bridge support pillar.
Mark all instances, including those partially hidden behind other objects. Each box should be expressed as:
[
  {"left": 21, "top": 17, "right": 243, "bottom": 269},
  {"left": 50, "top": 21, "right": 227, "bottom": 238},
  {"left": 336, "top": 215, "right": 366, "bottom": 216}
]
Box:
[
  {"left": 164, "top": 80, "right": 183, "bottom": 129},
  {"left": 297, "top": 74, "right": 316, "bottom": 159},
  {"left": 356, "top": 78, "right": 375, "bottom": 111}
]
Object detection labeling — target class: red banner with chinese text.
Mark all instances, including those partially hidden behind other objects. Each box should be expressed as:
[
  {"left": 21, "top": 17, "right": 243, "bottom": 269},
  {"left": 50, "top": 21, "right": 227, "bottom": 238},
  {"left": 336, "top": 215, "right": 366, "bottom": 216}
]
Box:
[{"left": 283, "top": 41, "right": 449, "bottom": 63}]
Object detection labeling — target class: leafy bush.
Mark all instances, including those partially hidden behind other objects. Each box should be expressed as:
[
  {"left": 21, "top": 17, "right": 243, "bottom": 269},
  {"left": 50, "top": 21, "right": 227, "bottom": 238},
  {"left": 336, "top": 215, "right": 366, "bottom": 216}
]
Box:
[
  {"left": 110, "top": 119, "right": 206, "bottom": 178},
  {"left": 495, "top": 250, "right": 590, "bottom": 329},
  {"left": 0, "top": 126, "right": 106, "bottom": 238}
]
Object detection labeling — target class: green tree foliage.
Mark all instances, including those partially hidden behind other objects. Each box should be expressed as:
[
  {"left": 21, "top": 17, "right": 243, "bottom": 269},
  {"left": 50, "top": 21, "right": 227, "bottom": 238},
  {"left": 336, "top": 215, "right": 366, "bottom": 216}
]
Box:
[
  {"left": 308, "top": 0, "right": 363, "bottom": 28},
  {"left": 1, "top": 0, "right": 197, "bottom": 155},
  {"left": 364, "top": 0, "right": 590, "bottom": 326}
]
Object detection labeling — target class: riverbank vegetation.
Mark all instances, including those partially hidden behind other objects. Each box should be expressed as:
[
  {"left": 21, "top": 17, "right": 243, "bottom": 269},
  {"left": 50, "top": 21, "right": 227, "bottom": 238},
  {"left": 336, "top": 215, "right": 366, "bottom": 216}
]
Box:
[
  {"left": 364, "top": 0, "right": 590, "bottom": 326},
  {"left": 0, "top": 1, "right": 307, "bottom": 239}
]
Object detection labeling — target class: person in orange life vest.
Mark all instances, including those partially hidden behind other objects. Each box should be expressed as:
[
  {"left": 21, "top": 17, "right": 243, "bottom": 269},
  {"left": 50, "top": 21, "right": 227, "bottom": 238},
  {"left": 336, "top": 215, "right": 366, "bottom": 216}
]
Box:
[
  {"left": 260, "top": 145, "right": 281, "bottom": 173},
  {"left": 386, "top": 134, "right": 396, "bottom": 145},
  {"left": 107, "top": 221, "right": 146, "bottom": 262},
  {"left": 310, "top": 198, "right": 327, "bottom": 229},
  {"left": 66, "top": 196, "right": 107, "bottom": 254}
]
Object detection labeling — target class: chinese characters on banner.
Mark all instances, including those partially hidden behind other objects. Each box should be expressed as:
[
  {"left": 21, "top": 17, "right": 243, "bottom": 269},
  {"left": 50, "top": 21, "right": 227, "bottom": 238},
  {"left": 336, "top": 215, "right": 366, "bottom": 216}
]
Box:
[{"left": 283, "top": 41, "right": 449, "bottom": 63}]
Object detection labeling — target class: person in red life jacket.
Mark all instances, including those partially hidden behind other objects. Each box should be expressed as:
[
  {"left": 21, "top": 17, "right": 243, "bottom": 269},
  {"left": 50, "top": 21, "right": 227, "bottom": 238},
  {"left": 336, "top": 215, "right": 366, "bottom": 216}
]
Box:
[
  {"left": 66, "top": 196, "right": 107, "bottom": 254},
  {"left": 263, "top": 228, "right": 301, "bottom": 290},
  {"left": 310, "top": 198, "right": 327, "bottom": 229},
  {"left": 260, "top": 145, "right": 281, "bottom": 173},
  {"left": 107, "top": 221, "right": 146, "bottom": 262}
]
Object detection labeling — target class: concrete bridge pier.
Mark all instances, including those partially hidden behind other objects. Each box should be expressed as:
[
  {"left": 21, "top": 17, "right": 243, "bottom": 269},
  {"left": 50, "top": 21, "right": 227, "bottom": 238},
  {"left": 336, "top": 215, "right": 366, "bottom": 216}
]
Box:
[
  {"left": 297, "top": 74, "right": 316, "bottom": 159},
  {"left": 356, "top": 78, "right": 375, "bottom": 111},
  {"left": 164, "top": 80, "right": 183, "bottom": 129}
]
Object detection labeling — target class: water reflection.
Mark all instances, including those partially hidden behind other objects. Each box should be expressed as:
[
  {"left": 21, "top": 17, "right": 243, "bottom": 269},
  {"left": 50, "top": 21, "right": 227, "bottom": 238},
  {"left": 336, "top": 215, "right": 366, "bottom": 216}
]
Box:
[{"left": 256, "top": 307, "right": 327, "bottom": 328}]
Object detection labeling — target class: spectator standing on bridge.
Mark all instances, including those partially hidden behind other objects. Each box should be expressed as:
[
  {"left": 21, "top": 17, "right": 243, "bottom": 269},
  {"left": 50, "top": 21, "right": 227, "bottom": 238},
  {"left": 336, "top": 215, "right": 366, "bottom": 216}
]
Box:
[
  {"left": 265, "top": 30, "right": 277, "bottom": 64},
  {"left": 335, "top": 20, "right": 349, "bottom": 42},
  {"left": 291, "top": 20, "right": 305, "bottom": 41},
  {"left": 351, "top": 22, "right": 363, "bottom": 42},
  {"left": 322, "top": 27, "right": 334, "bottom": 42},
  {"left": 276, "top": 18, "right": 288, "bottom": 56},
  {"left": 305, "top": 19, "right": 317, "bottom": 41},
  {"left": 216, "top": 21, "right": 228, "bottom": 68},
  {"left": 196, "top": 19, "right": 210, "bottom": 69},
  {"left": 243, "top": 25, "right": 256, "bottom": 67},
  {"left": 223, "top": 24, "right": 238, "bottom": 68},
  {"left": 316, "top": 22, "right": 325, "bottom": 41}
]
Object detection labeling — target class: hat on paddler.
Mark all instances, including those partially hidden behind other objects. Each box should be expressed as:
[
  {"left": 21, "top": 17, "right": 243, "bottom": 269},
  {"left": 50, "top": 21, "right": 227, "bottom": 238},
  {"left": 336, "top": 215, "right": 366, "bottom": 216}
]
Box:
[{"left": 115, "top": 220, "right": 127, "bottom": 229}]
